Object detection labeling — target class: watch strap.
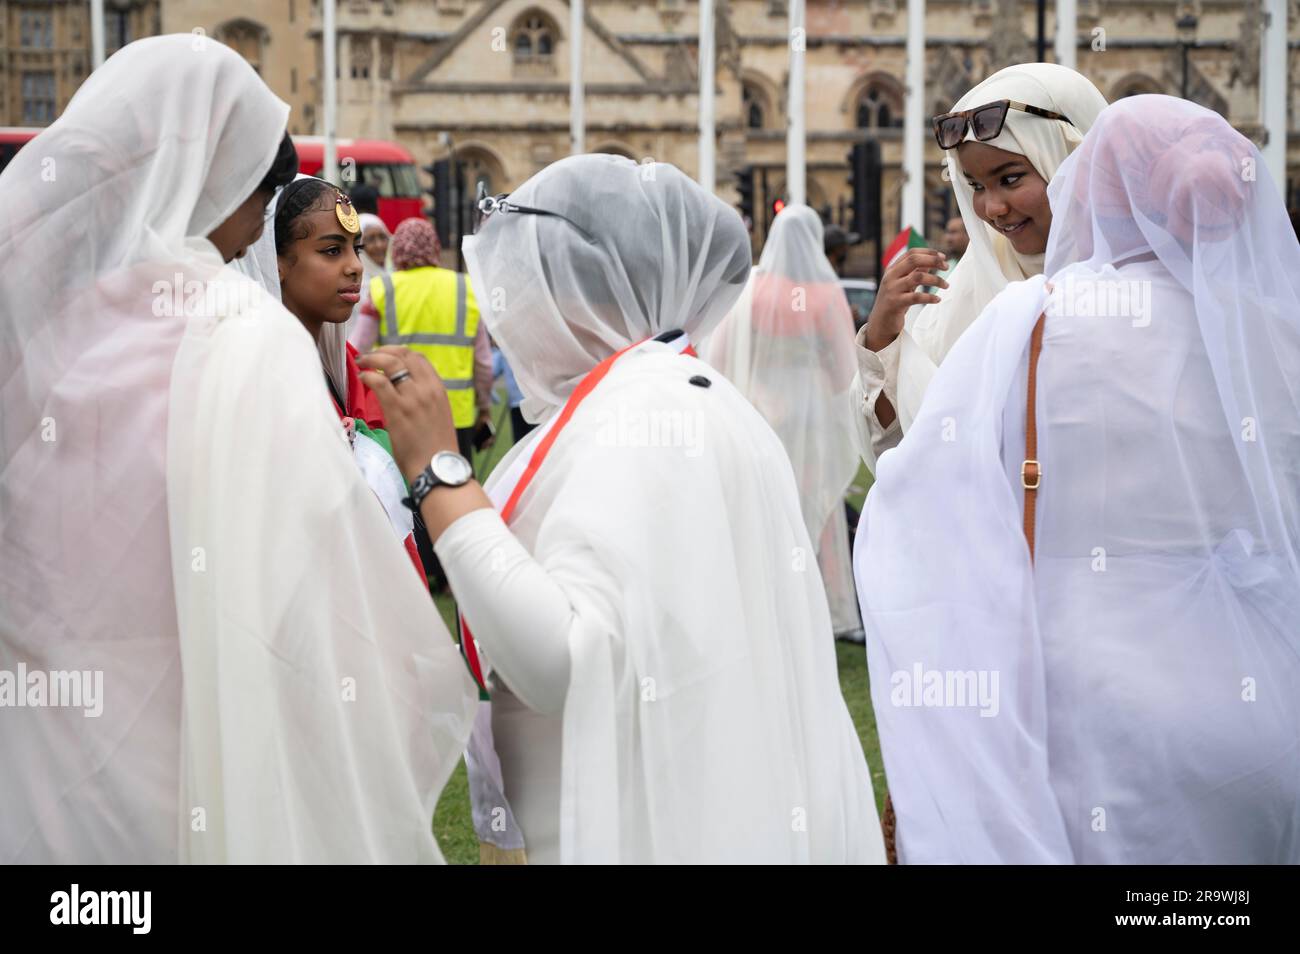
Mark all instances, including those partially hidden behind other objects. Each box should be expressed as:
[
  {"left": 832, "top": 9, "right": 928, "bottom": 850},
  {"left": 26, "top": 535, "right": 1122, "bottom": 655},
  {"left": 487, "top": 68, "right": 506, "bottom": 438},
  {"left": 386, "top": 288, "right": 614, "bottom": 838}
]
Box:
[{"left": 401, "top": 466, "right": 439, "bottom": 512}]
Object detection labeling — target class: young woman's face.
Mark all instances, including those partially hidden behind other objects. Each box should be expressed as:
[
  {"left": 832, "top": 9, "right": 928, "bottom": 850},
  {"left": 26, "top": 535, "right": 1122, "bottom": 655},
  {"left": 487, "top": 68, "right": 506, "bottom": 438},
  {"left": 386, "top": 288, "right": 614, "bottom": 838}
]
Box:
[
  {"left": 957, "top": 141, "right": 1052, "bottom": 256},
  {"left": 362, "top": 226, "right": 389, "bottom": 267},
  {"left": 277, "top": 207, "right": 364, "bottom": 331}
]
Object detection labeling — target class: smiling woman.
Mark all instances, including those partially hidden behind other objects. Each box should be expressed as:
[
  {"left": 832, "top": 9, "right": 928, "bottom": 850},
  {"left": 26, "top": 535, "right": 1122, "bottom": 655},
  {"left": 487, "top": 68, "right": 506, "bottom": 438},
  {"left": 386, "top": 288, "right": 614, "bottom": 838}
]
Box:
[
  {"left": 849, "top": 62, "right": 1108, "bottom": 471},
  {"left": 957, "top": 141, "right": 1052, "bottom": 255}
]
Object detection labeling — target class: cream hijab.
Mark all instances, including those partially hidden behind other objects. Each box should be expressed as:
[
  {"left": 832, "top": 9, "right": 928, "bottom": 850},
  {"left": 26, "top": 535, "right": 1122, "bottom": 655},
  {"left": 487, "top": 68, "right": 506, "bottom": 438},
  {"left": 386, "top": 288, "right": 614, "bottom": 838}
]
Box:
[{"left": 891, "top": 63, "right": 1107, "bottom": 430}]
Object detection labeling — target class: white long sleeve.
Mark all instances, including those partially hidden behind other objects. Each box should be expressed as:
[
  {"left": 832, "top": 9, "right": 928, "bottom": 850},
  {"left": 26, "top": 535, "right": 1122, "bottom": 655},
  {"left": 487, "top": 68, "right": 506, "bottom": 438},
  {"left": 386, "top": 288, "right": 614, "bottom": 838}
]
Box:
[
  {"left": 433, "top": 507, "right": 573, "bottom": 715},
  {"left": 849, "top": 324, "right": 903, "bottom": 471}
]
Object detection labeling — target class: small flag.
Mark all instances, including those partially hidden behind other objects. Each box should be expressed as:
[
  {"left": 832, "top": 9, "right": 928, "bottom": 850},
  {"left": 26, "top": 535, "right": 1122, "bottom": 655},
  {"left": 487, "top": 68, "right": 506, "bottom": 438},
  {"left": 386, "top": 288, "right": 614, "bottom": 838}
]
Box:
[{"left": 882, "top": 226, "right": 927, "bottom": 270}]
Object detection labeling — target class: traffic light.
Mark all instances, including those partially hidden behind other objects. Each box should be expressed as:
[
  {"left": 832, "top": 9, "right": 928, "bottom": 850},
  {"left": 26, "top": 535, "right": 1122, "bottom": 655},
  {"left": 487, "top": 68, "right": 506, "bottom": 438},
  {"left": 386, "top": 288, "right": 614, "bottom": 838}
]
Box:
[
  {"left": 734, "top": 166, "right": 755, "bottom": 227},
  {"left": 424, "top": 159, "right": 454, "bottom": 248},
  {"left": 848, "top": 140, "right": 883, "bottom": 276},
  {"left": 772, "top": 197, "right": 785, "bottom": 215}
]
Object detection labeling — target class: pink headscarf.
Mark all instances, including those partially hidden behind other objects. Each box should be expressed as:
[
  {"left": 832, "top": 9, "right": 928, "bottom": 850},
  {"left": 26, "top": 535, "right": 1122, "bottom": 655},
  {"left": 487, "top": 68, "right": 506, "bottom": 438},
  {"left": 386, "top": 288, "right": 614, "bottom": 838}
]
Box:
[{"left": 390, "top": 218, "right": 441, "bottom": 271}]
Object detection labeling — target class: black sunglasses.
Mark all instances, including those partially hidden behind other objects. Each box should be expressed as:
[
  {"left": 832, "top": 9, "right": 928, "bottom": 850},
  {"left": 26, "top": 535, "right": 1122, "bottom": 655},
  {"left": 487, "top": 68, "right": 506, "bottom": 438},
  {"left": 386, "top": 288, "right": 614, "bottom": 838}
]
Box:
[
  {"left": 932, "top": 99, "right": 1074, "bottom": 150},
  {"left": 474, "top": 182, "right": 595, "bottom": 243}
]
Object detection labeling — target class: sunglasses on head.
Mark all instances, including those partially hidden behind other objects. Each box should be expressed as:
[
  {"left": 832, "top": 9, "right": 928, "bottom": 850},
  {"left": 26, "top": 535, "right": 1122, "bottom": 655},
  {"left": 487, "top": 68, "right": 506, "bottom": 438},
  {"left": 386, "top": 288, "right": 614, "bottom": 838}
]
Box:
[
  {"left": 931, "top": 99, "right": 1074, "bottom": 151},
  {"left": 474, "top": 181, "right": 596, "bottom": 243}
]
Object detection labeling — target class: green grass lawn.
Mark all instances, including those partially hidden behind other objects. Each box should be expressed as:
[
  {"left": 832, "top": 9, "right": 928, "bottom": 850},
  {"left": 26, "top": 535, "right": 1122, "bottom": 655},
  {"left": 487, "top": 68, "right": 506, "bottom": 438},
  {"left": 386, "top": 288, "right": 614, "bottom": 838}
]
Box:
[{"left": 428, "top": 394, "right": 885, "bottom": 863}]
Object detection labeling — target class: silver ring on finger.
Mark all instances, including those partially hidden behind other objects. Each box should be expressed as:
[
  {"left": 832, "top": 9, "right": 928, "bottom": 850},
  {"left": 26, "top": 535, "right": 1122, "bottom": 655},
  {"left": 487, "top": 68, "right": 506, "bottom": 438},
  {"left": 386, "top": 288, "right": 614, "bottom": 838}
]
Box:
[{"left": 389, "top": 369, "right": 413, "bottom": 387}]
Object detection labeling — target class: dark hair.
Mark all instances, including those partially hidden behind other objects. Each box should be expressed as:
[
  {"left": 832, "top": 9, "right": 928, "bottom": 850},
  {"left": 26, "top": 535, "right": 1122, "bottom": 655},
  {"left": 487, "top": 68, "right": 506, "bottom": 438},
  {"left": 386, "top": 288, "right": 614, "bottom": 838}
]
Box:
[
  {"left": 257, "top": 132, "right": 300, "bottom": 196},
  {"left": 349, "top": 183, "right": 380, "bottom": 215},
  {"left": 274, "top": 177, "right": 338, "bottom": 256}
]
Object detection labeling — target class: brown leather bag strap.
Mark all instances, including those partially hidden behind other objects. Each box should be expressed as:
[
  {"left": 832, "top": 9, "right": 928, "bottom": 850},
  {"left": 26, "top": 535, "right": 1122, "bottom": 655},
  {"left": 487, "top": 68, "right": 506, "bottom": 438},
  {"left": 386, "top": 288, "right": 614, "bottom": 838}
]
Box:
[{"left": 1022, "top": 314, "right": 1046, "bottom": 561}]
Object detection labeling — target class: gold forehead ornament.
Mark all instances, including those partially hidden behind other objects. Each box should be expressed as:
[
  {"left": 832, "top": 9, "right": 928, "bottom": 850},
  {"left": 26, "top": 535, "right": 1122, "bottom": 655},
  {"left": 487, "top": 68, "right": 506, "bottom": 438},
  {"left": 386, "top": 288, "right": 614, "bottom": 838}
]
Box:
[{"left": 335, "top": 192, "right": 360, "bottom": 234}]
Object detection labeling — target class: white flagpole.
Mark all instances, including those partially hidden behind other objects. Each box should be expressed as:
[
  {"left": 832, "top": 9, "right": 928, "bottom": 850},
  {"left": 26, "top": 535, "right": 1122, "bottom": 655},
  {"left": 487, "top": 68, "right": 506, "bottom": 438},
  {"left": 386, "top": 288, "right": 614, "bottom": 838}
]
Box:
[
  {"left": 1260, "top": 0, "right": 1288, "bottom": 189},
  {"left": 699, "top": 0, "right": 716, "bottom": 191},
  {"left": 571, "top": 0, "right": 585, "bottom": 154},
  {"left": 786, "top": 0, "right": 806, "bottom": 205},
  {"left": 323, "top": 0, "right": 338, "bottom": 184},
  {"left": 901, "top": 0, "right": 925, "bottom": 234},
  {"left": 90, "top": 0, "right": 105, "bottom": 69},
  {"left": 1054, "top": 0, "right": 1077, "bottom": 70}
]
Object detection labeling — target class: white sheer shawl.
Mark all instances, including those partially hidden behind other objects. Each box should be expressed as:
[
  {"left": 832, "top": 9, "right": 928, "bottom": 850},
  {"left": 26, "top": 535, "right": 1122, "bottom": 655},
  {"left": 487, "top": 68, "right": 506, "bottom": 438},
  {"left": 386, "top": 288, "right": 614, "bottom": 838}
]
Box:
[
  {"left": 462, "top": 155, "right": 886, "bottom": 862},
  {"left": 0, "top": 35, "right": 474, "bottom": 863},
  {"left": 705, "top": 204, "right": 862, "bottom": 635},
  {"left": 853, "top": 95, "right": 1300, "bottom": 863}
]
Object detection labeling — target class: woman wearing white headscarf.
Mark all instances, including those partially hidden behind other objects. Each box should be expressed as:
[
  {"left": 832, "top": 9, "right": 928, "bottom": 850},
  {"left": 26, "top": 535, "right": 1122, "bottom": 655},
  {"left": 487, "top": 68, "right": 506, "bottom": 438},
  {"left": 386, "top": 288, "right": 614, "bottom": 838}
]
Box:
[
  {"left": 850, "top": 63, "right": 1107, "bottom": 471},
  {"left": 359, "top": 154, "right": 886, "bottom": 864},
  {"left": 706, "top": 204, "right": 862, "bottom": 639},
  {"left": 0, "top": 36, "right": 476, "bottom": 863},
  {"left": 855, "top": 95, "right": 1300, "bottom": 863}
]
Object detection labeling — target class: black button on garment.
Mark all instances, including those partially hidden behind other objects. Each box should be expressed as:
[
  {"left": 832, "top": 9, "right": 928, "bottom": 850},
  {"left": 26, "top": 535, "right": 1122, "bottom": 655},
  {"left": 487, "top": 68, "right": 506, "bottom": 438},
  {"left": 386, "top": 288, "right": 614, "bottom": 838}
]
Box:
[{"left": 688, "top": 375, "right": 712, "bottom": 388}]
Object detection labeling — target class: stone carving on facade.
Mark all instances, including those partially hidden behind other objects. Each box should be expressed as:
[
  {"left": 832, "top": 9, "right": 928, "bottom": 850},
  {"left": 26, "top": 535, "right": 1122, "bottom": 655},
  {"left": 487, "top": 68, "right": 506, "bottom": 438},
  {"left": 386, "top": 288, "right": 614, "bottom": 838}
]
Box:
[
  {"left": 987, "top": 0, "right": 1030, "bottom": 73},
  {"left": 658, "top": 0, "right": 686, "bottom": 29},
  {"left": 1077, "top": 0, "right": 1101, "bottom": 28},
  {"left": 1229, "top": 0, "right": 1262, "bottom": 90},
  {"left": 716, "top": 0, "right": 743, "bottom": 80},
  {"left": 666, "top": 42, "right": 697, "bottom": 84},
  {"left": 870, "top": 0, "right": 898, "bottom": 28},
  {"left": 927, "top": 44, "right": 973, "bottom": 115},
  {"left": 1165, "top": 49, "right": 1229, "bottom": 117}
]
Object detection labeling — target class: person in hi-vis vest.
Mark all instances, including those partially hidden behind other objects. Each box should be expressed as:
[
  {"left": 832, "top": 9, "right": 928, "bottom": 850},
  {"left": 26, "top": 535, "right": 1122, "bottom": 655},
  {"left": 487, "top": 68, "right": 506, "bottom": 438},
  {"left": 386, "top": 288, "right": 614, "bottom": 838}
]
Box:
[{"left": 355, "top": 217, "right": 492, "bottom": 458}]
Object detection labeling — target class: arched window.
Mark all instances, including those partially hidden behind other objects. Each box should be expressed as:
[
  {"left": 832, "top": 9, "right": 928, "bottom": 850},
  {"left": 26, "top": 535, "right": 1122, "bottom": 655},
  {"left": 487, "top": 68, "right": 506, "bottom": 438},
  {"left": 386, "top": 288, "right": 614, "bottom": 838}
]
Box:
[
  {"left": 1112, "top": 74, "right": 1164, "bottom": 100},
  {"left": 743, "top": 82, "right": 767, "bottom": 130},
  {"left": 593, "top": 143, "right": 636, "bottom": 160},
  {"left": 513, "top": 12, "right": 555, "bottom": 65},
  {"left": 216, "top": 18, "right": 268, "bottom": 75},
  {"left": 856, "top": 83, "right": 902, "bottom": 129},
  {"left": 458, "top": 146, "right": 508, "bottom": 219}
]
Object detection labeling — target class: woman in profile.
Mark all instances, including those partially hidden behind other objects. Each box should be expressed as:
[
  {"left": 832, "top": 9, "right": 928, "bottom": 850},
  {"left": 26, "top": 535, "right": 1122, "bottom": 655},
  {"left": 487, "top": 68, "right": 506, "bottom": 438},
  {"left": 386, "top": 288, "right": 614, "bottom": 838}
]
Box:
[{"left": 0, "top": 36, "right": 475, "bottom": 864}]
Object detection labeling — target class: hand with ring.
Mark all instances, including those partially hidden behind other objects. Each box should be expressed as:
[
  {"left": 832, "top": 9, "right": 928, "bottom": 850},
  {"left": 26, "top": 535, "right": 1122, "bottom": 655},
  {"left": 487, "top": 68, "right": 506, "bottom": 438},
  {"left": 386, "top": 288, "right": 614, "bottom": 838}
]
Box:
[{"left": 356, "top": 347, "right": 459, "bottom": 483}]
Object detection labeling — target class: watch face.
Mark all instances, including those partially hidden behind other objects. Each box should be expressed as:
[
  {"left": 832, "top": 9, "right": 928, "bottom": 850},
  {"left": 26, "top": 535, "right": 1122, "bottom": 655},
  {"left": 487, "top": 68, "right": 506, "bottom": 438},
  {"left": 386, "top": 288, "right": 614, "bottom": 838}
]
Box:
[{"left": 431, "top": 451, "right": 473, "bottom": 486}]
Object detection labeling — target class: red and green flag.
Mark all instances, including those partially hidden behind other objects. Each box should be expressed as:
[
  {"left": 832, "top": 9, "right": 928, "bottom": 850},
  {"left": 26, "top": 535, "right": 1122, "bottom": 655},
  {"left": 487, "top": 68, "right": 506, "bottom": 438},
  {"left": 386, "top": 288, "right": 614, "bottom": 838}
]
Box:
[{"left": 882, "top": 226, "right": 927, "bottom": 271}]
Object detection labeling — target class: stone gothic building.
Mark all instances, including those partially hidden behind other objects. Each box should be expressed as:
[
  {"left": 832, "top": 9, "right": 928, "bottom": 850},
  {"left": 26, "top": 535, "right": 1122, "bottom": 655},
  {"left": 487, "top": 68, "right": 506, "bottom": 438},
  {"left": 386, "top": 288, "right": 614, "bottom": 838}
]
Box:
[{"left": 3, "top": 0, "right": 1297, "bottom": 264}]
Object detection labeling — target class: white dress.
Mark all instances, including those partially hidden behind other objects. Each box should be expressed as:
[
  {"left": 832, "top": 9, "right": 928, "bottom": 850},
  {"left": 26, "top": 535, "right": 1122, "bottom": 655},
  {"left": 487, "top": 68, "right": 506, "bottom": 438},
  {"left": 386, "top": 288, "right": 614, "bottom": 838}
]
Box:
[{"left": 436, "top": 344, "right": 885, "bottom": 863}]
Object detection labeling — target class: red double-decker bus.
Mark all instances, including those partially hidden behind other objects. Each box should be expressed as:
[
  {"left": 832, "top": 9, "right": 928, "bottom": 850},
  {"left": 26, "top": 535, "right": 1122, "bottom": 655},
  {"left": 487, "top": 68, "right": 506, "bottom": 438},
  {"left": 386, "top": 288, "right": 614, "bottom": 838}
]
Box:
[
  {"left": 293, "top": 137, "right": 423, "bottom": 233},
  {"left": 4, "top": 130, "right": 423, "bottom": 235},
  {"left": 0, "top": 127, "right": 40, "bottom": 175}
]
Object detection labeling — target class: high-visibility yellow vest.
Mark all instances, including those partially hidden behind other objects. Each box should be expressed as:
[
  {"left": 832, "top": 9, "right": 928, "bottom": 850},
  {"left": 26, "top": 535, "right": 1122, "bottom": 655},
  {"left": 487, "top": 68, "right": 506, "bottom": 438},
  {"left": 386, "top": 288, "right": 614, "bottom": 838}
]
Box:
[{"left": 370, "top": 266, "right": 480, "bottom": 428}]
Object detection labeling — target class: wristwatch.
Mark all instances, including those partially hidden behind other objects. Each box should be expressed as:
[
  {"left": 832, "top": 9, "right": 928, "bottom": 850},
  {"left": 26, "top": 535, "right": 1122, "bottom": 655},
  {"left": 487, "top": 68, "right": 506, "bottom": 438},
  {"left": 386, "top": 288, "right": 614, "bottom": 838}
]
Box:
[{"left": 402, "top": 451, "right": 474, "bottom": 511}]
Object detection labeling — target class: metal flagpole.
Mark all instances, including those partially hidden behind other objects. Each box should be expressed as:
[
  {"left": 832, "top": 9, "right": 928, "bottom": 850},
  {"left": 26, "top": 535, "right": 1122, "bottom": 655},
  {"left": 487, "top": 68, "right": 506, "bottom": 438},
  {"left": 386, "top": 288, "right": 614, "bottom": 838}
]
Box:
[
  {"left": 323, "top": 0, "right": 338, "bottom": 184},
  {"left": 90, "top": 0, "right": 105, "bottom": 69},
  {"left": 570, "top": 0, "right": 585, "bottom": 153},
  {"left": 699, "top": 0, "right": 716, "bottom": 191},
  {"left": 900, "top": 0, "right": 925, "bottom": 234},
  {"left": 1054, "top": 0, "right": 1076, "bottom": 70},
  {"left": 786, "top": 0, "right": 806, "bottom": 206},
  {"left": 1260, "top": 0, "right": 1288, "bottom": 189}
]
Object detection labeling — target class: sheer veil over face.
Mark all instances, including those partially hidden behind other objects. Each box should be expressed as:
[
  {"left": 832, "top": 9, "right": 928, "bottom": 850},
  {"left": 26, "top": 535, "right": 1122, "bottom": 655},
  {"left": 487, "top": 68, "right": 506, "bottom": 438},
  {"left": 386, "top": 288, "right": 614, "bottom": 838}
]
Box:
[
  {"left": 704, "top": 204, "right": 861, "bottom": 631},
  {"left": 463, "top": 153, "right": 752, "bottom": 422},
  {"left": 1044, "top": 93, "right": 1300, "bottom": 560},
  {"left": 460, "top": 162, "right": 884, "bottom": 863},
  {"left": 854, "top": 94, "right": 1300, "bottom": 863}
]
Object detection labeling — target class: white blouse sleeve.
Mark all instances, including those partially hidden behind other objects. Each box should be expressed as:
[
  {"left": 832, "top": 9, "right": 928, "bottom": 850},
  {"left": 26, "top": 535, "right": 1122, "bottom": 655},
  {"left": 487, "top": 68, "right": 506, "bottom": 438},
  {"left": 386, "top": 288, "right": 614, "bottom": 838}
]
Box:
[
  {"left": 850, "top": 324, "right": 904, "bottom": 470},
  {"left": 433, "top": 507, "right": 573, "bottom": 715}
]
